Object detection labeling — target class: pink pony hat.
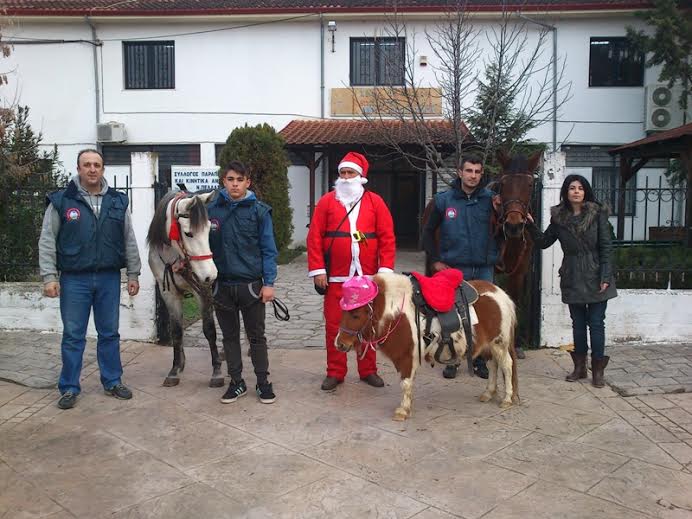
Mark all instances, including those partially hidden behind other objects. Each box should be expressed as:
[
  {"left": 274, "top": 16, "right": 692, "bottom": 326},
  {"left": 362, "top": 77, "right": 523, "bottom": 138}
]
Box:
[{"left": 339, "top": 276, "right": 379, "bottom": 310}]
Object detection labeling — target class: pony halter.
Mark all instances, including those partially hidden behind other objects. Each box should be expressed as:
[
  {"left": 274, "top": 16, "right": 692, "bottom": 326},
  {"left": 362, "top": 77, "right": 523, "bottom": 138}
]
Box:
[{"left": 168, "top": 192, "right": 213, "bottom": 262}]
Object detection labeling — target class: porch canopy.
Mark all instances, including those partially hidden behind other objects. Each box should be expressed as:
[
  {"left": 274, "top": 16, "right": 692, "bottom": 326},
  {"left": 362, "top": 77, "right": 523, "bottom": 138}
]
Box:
[
  {"left": 608, "top": 122, "right": 692, "bottom": 243},
  {"left": 279, "top": 119, "right": 460, "bottom": 219}
]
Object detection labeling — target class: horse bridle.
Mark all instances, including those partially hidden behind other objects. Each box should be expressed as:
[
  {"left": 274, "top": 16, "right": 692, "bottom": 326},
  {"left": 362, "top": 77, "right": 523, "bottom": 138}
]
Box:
[
  {"left": 338, "top": 295, "right": 406, "bottom": 360},
  {"left": 496, "top": 173, "right": 534, "bottom": 226},
  {"left": 495, "top": 173, "right": 534, "bottom": 276},
  {"left": 169, "top": 192, "right": 214, "bottom": 264}
]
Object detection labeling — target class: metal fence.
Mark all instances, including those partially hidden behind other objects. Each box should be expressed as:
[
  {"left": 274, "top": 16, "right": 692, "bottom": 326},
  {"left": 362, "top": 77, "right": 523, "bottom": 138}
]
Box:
[
  {"left": 0, "top": 176, "right": 132, "bottom": 282},
  {"left": 595, "top": 180, "right": 690, "bottom": 289}
]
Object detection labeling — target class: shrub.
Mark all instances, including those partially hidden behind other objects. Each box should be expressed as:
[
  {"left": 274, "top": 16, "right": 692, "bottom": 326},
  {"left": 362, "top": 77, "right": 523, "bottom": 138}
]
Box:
[{"left": 218, "top": 124, "right": 293, "bottom": 251}]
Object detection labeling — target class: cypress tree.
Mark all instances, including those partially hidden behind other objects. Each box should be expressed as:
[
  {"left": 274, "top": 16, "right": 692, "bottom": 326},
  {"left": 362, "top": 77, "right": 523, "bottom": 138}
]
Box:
[{"left": 218, "top": 124, "right": 293, "bottom": 251}]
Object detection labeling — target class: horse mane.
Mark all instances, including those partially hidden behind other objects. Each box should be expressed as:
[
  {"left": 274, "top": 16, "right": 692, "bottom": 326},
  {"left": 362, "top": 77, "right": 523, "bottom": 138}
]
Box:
[
  {"left": 147, "top": 191, "right": 178, "bottom": 249},
  {"left": 504, "top": 154, "right": 529, "bottom": 175},
  {"left": 375, "top": 273, "right": 414, "bottom": 333},
  {"left": 147, "top": 191, "right": 211, "bottom": 250},
  {"left": 187, "top": 194, "right": 209, "bottom": 234}
]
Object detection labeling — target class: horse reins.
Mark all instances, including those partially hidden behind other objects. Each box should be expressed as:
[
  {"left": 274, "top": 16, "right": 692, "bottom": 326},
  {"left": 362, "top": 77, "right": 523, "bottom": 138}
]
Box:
[
  {"left": 338, "top": 294, "right": 406, "bottom": 359},
  {"left": 495, "top": 173, "right": 534, "bottom": 276}
]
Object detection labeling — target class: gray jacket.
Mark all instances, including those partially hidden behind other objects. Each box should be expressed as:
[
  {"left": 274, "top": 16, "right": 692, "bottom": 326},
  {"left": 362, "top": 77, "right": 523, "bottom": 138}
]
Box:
[
  {"left": 529, "top": 201, "right": 617, "bottom": 305},
  {"left": 38, "top": 175, "right": 141, "bottom": 284}
]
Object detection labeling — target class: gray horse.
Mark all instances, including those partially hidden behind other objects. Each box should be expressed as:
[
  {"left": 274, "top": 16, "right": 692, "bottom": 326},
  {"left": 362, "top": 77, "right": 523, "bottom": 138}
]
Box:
[{"left": 147, "top": 190, "right": 224, "bottom": 387}]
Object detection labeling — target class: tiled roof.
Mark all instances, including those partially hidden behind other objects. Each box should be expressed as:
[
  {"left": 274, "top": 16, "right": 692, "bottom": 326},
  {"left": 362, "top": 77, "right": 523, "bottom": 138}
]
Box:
[
  {"left": 609, "top": 122, "right": 692, "bottom": 154},
  {"left": 5, "top": 0, "right": 657, "bottom": 16},
  {"left": 279, "top": 119, "right": 464, "bottom": 146}
]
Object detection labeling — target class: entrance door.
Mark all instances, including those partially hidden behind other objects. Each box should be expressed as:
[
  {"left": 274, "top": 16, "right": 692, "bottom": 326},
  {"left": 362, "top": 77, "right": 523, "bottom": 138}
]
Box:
[{"left": 367, "top": 170, "right": 422, "bottom": 249}]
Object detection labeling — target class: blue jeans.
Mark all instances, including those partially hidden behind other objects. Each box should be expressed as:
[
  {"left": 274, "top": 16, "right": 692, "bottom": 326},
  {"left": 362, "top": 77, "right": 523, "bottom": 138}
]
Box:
[
  {"left": 457, "top": 265, "right": 494, "bottom": 282},
  {"left": 568, "top": 301, "right": 608, "bottom": 359},
  {"left": 59, "top": 271, "right": 123, "bottom": 395},
  {"left": 457, "top": 265, "right": 494, "bottom": 370}
]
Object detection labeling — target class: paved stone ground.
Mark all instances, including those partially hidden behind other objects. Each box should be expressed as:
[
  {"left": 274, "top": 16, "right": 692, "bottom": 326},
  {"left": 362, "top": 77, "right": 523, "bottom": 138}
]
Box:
[{"left": 2, "top": 251, "right": 692, "bottom": 517}]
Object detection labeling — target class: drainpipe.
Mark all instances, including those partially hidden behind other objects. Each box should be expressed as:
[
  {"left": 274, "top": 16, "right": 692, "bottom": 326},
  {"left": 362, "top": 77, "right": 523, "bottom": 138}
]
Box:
[
  {"left": 85, "top": 16, "right": 101, "bottom": 126},
  {"left": 319, "top": 14, "right": 329, "bottom": 195},
  {"left": 519, "top": 14, "right": 557, "bottom": 152}
]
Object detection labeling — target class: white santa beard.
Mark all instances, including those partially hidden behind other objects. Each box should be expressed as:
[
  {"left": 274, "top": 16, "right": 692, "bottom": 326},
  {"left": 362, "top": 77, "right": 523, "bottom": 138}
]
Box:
[{"left": 335, "top": 177, "right": 367, "bottom": 206}]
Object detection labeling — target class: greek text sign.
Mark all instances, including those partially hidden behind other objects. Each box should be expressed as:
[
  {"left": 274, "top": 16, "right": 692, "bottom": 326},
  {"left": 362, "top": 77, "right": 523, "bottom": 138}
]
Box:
[{"left": 171, "top": 166, "right": 220, "bottom": 192}]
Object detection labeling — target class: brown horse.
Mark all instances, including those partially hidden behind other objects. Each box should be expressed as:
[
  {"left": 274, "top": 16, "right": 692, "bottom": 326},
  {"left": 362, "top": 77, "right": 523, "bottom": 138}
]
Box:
[
  {"left": 492, "top": 151, "right": 541, "bottom": 307},
  {"left": 422, "top": 151, "right": 541, "bottom": 346},
  {"left": 335, "top": 273, "right": 518, "bottom": 421}
]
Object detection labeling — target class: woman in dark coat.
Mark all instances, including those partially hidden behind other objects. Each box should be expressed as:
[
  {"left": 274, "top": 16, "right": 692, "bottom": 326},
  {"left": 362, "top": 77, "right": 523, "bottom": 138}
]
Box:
[{"left": 528, "top": 174, "right": 617, "bottom": 387}]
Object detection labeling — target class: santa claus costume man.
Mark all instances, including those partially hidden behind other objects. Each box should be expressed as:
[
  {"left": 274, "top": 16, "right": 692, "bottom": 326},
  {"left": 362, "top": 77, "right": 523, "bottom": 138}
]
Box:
[{"left": 307, "top": 151, "right": 396, "bottom": 391}]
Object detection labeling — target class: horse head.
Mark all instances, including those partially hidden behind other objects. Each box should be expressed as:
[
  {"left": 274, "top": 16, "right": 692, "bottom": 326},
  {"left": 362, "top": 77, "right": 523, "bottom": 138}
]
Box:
[
  {"left": 335, "top": 276, "right": 382, "bottom": 353},
  {"left": 495, "top": 150, "right": 541, "bottom": 238},
  {"left": 170, "top": 192, "right": 217, "bottom": 285}
]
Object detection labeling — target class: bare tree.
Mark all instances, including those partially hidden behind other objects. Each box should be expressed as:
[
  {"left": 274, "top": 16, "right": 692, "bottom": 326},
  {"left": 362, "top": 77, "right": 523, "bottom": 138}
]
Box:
[{"left": 351, "top": 1, "right": 570, "bottom": 183}]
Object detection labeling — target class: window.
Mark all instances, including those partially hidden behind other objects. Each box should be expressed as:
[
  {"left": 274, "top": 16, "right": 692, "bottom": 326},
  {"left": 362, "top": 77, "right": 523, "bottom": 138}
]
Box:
[
  {"left": 589, "top": 37, "right": 644, "bottom": 87},
  {"left": 350, "top": 38, "right": 405, "bottom": 86},
  {"left": 592, "top": 167, "right": 636, "bottom": 216},
  {"left": 124, "top": 41, "right": 175, "bottom": 89}
]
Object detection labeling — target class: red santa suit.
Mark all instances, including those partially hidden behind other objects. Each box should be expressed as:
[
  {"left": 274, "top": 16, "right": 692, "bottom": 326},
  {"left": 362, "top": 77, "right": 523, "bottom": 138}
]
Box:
[{"left": 307, "top": 177, "right": 396, "bottom": 380}]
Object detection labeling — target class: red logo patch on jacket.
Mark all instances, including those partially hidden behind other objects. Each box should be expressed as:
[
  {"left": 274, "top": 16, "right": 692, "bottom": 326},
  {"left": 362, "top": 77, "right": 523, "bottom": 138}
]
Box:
[
  {"left": 445, "top": 207, "right": 458, "bottom": 219},
  {"left": 65, "top": 208, "right": 81, "bottom": 222}
]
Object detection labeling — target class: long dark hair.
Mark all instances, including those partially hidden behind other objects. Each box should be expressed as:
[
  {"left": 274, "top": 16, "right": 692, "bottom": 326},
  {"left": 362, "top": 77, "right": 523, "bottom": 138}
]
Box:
[{"left": 559, "top": 174, "right": 598, "bottom": 211}]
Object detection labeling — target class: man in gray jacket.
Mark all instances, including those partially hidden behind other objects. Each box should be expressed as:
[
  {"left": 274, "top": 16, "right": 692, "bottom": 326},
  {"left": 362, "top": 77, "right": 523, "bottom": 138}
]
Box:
[{"left": 39, "top": 149, "right": 141, "bottom": 409}]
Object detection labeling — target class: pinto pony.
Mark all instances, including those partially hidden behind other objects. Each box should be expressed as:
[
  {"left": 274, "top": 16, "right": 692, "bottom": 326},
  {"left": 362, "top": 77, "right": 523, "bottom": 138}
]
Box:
[
  {"left": 336, "top": 273, "right": 519, "bottom": 421},
  {"left": 147, "top": 191, "right": 223, "bottom": 388}
]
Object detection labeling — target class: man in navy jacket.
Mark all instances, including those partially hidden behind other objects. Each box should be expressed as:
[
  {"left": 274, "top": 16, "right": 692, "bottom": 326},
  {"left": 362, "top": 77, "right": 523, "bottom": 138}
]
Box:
[{"left": 422, "top": 155, "right": 500, "bottom": 380}]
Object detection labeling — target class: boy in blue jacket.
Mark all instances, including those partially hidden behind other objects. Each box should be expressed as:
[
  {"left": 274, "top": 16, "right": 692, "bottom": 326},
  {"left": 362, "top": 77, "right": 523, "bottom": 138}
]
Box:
[{"left": 208, "top": 161, "right": 278, "bottom": 404}]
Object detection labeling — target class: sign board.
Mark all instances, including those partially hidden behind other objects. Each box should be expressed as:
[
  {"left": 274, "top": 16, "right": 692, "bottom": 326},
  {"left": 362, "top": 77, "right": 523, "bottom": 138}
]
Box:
[{"left": 171, "top": 166, "right": 220, "bottom": 192}]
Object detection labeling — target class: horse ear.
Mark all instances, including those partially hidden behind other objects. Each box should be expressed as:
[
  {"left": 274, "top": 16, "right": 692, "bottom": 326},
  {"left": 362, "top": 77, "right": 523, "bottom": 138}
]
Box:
[
  {"left": 196, "top": 191, "right": 215, "bottom": 205},
  {"left": 527, "top": 150, "right": 543, "bottom": 173},
  {"left": 496, "top": 149, "right": 510, "bottom": 169}
]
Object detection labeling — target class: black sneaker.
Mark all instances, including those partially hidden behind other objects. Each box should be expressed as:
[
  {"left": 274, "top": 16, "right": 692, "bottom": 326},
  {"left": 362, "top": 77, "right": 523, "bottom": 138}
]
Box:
[
  {"left": 256, "top": 382, "right": 276, "bottom": 404},
  {"left": 58, "top": 391, "right": 77, "bottom": 409},
  {"left": 473, "top": 359, "right": 489, "bottom": 379},
  {"left": 221, "top": 379, "right": 247, "bottom": 404},
  {"left": 443, "top": 364, "right": 458, "bottom": 379},
  {"left": 105, "top": 383, "right": 133, "bottom": 400}
]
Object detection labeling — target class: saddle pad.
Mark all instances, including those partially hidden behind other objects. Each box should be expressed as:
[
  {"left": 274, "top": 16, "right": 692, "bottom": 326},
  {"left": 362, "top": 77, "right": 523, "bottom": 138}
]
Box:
[
  {"left": 469, "top": 306, "right": 479, "bottom": 326},
  {"left": 410, "top": 269, "right": 463, "bottom": 313}
]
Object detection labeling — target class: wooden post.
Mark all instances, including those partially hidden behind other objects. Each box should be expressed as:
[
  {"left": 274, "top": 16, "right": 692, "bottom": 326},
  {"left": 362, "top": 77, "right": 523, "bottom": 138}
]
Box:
[
  {"left": 616, "top": 156, "right": 630, "bottom": 240},
  {"left": 681, "top": 148, "right": 692, "bottom": 247}
]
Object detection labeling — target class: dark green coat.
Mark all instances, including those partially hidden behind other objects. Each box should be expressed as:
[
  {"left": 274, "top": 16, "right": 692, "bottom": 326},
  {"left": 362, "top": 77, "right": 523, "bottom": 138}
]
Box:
[{"left": 529, "top": 201, "right": 617, "bottom": 305}]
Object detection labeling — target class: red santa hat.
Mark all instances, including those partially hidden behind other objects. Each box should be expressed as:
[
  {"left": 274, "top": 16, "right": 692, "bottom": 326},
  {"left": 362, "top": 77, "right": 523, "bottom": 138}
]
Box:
[{"left": 338, "top": 151, "right": 369, "bottom": 178}]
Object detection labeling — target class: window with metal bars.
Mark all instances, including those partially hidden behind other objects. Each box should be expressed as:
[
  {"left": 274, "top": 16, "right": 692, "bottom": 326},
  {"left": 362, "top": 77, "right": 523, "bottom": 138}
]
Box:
[
  {"left": 350, "top": 37, "right": 405, "bottom": 86},
  {"left": 589, "top": 37, "right": 644, "bottom": 87},
  {"left": 123, "top": 41, "right": 175, "bottom": 90}
]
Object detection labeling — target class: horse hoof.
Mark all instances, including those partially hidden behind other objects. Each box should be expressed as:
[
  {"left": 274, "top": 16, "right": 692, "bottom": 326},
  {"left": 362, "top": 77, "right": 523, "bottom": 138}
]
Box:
[
  {"left": 163, "top": 377, "right": 180, "bottom": 387},
  {"left": 209, "top": 377, "right": 225, "bottom": 388},
  {"left": 499, "top": 400, "right": 513, "bottom": 409},
  {"left": 479, "top": 392, "right": 494, "bottom": 402},
  {"left": 512, "top": 395, "right": 521, "bottom": 404},
  {"left": 393, "top": 408, "right": 409, "bottom": 421}
]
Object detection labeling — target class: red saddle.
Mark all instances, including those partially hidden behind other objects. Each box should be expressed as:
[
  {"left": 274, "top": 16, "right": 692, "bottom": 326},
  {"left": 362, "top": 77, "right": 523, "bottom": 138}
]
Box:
[{"left": 410, "top": 269, "right": 464, "bottom": 312}]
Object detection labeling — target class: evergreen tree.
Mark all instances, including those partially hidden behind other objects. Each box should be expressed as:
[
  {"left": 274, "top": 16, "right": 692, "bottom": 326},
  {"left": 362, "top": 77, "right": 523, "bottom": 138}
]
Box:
[
  {"left": 0, "top": 106, "right": 66, "bottom": 281},
  {"left": 465, "top": 62, "right": 538, "bottom": 175},
  {"left": 627, "top": 0, "right": 692, "bottom": 109},
  {"left": 218, "top": 124, "right": 293, "bottom": 251}
]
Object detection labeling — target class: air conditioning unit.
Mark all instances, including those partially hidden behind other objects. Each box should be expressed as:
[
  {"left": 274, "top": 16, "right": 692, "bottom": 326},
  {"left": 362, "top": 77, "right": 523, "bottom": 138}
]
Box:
[
  {"left": 96, "top": 121, "right": 127, "bottom": 143},
  {"left": 644, "top": 83, "right": 684, "bottom": 132}
]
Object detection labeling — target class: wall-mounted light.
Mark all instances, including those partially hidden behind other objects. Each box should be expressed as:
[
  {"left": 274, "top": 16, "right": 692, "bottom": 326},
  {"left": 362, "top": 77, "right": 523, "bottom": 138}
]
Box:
[
  {"left": 327, "top": 20, "right": 337, "bottom": 53},
  {"left": 419, "top": 55, "right": 428, "bottom": 67}
]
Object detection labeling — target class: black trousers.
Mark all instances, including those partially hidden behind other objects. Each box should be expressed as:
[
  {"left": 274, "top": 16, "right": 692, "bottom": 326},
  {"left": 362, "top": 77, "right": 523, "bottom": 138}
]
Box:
[{"left": 214, "top": 280, "right": 269, "bottom": 384}]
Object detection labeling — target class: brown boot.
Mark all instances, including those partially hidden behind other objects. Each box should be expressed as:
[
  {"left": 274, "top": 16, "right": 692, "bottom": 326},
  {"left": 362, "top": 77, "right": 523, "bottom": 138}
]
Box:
[
  {"left": 321, "top": 376, "right": 343, "bottom": 391},
  {"left": 591, "top": 356, "right": 610, "bottom": 388},
  {"left": 565, "top": 352, "right": 587, "bottom": 382}
]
